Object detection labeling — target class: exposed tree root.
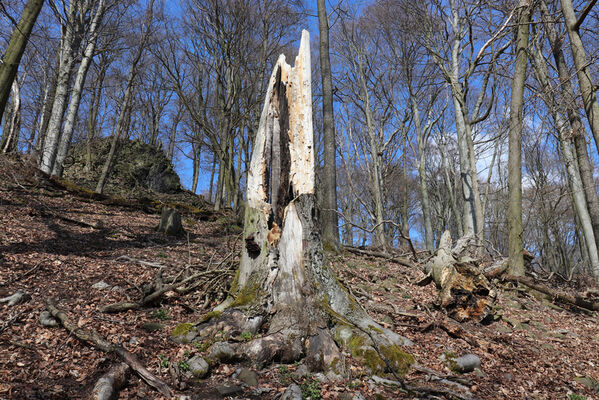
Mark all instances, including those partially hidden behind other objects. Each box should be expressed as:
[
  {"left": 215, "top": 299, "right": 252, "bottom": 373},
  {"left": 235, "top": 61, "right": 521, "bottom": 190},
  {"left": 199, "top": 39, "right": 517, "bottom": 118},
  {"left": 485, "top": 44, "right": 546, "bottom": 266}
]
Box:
[
  {"left": 503, "top": 275, "right": 599, "bottom": 311},
  {"left": 90, "top": 362, "right": 130, "bottom": 400},
  {"left": 46, "top": 299, "right": 173, "bottom": 397}
]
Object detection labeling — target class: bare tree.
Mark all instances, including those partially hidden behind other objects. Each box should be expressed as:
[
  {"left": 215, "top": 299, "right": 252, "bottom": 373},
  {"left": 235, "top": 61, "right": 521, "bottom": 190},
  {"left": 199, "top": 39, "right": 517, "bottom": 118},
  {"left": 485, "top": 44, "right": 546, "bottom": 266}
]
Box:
[
  {"left": 317, "top": 0, "right": 340, "bottom": 249},
  {"left": 507, "top": 0, "right": 532, "bottom": 276},
  {"left": 0, "top": 0, "right": 44, "bottom": 128}
]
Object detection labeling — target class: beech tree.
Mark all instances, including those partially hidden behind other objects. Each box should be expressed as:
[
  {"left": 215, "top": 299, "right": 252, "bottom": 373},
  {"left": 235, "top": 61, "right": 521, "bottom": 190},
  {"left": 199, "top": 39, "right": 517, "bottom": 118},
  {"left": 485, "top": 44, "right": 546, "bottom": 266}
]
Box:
[
  {"left": 0, "top": 0, "right": 44, "bottom": 129},
  {"left": 507, "top": 0, "right": 531, "bottom": 277},
  {"left": 317, "top": 0, "right": 340, "bottom": 249}
]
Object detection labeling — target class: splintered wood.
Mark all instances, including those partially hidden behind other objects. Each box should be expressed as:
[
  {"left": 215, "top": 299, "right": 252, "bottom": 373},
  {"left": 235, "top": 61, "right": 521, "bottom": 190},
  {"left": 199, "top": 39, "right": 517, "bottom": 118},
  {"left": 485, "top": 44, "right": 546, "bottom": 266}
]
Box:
[{"left": 422, "top": 231, "right": 496, "bottom": 323}]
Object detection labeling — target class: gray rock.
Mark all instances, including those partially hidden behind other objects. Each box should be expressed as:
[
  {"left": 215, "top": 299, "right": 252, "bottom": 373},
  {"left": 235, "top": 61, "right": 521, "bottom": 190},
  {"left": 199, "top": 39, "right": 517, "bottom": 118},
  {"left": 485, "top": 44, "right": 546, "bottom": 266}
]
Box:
[
  {"left": 236, "top": 368, "right": 258, "bottom": 386},
  {"left": 280, "top": 384, "right": 302, "bottom": 400},
  {"left": 215, "top": 385, "right": 243, "bottom": 397},
  {"left": 208, "top": 342, "right": 236, "bottom": 362},
  {"left": 294, "top": 364, "right": 309, "bottom": 378},
  {"left": 441, "top": 353, "right": 481, "bottom": 373},
  {"left": 188, "top": 356, "right": 209, "bottom": 378},
  {"left": 352, "top": 393, "right": 366, "bottom": 400},
  {"left": 313, "top": 373, "right": 328, "bottom": 383},
  {"left": 326, "top": 371, "right": 343, "bottom": 382},
  {"left": 171, "top": 324, "right": 198, "bottom": 344},
  {"left": 39, "top": 311, "right": 58, "bottom": 327},
  {"left": 455, "top": 354, "right": 481, "bottom": 373},
  {"left": 91, "top": 281, "right": 110, "bottom": 290}
]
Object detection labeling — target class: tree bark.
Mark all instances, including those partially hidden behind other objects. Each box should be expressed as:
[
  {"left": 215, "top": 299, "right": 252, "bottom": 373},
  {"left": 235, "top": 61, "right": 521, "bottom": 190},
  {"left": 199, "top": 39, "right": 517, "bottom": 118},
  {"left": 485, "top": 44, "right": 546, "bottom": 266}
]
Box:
[
  {"left": 560, "top": 0, "right": 599, "bottom": 152},
  {"left": 529, "top": 25, "right": 599, "bottom": 277},
  {"left": 507, "top": 0, "right": 531, "bottom": 277},
  {"left": 52, "top": 0, "right": 106, "bottom": 177},
  {"left": 317, "top": 0, "right": 340, "bottom": 249},
  {"left": 1, "top": 79, "right": 20, "bottom": 153},
  {"left": 539, "top": 0, "right": 599, "bottom": 262},
  {"left": 0, "top": 0, "right": 44, "bottom": 127},
  {"left": 199, "top": 32, "right": 413, "bottom": 376},
  {"left": 39, "top": 1, "right": 84, "bottom": 174}
]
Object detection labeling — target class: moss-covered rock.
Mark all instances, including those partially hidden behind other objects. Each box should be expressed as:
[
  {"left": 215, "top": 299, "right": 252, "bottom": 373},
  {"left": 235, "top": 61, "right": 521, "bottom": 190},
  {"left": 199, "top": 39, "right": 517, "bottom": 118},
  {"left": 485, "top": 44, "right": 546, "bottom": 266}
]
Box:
[
  {"left": 171, "top": 323, "right": 198, "bottom": 344},
  {"left": 63, "top": 138, "right": 181, "bottom": 195}
]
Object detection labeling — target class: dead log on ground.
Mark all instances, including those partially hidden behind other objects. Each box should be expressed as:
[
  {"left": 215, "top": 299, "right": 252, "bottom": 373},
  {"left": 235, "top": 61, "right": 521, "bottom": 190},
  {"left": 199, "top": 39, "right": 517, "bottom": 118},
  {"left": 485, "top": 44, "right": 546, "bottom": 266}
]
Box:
[
  {"left": 420, "top": 231, "right": 496, "bottom": 323},
  {"left": 90, "top": 362, "right": 130, "bottom": 400},
  {"left": 46, "top": 299, "right": 173, "bottom": 397},
  {"left": 503, "top": 275, "right": 599, "bottom": 311}
]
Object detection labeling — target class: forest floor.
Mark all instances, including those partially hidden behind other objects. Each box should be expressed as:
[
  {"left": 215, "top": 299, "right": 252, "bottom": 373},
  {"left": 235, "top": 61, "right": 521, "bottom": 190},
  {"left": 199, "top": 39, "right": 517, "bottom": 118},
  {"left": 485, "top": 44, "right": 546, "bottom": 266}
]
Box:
[{"left": 1, "top": 154, "right": 599, "bottom": 400}]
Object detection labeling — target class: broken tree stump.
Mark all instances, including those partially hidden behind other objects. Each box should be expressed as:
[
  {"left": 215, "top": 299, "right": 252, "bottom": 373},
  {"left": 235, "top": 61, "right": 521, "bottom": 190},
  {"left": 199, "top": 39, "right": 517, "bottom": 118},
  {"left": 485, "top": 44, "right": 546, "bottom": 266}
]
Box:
[
  {"left": 422, "top": 231, "right": 496, "bottom": 323},
  {"left": 184, "top": 30, "right": 413, "bottom": 378}
]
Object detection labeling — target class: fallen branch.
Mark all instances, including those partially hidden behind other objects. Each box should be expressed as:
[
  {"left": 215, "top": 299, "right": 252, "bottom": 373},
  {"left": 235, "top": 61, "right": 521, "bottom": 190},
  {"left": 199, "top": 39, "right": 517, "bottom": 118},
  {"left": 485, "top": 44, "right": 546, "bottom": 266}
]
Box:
[
  {"left": 102, "top": 268, "right": 232, "bottom": 313},
  {"left": 503, "top": 275, "right": 599, "bottom": 311},
  {"left": 343, "top": 246, "right": 416, "bottom": 269},
  {"left": 90, "top": 362, "right": 130, "bottom": 400},
  {"left": 46, "top": 299, "right": 173, "bottom": 397},
  {"left": 115, "top": 255, "right": 167, "bottom": 269}
]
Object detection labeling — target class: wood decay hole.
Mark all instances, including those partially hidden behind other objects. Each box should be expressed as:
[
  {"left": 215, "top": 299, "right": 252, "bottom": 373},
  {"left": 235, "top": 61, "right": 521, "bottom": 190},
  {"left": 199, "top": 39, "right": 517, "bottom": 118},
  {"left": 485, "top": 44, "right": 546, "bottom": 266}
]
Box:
[{"left": 245, "top": 65, "right": 293, "bottom": 257}]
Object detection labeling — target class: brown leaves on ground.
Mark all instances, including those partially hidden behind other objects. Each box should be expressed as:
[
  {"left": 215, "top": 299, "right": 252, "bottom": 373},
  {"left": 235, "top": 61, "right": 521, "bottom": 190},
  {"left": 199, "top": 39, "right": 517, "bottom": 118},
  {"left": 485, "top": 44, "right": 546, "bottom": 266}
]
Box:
[{"left": 1, "top": 155, "right": 599, "bottom": 399}]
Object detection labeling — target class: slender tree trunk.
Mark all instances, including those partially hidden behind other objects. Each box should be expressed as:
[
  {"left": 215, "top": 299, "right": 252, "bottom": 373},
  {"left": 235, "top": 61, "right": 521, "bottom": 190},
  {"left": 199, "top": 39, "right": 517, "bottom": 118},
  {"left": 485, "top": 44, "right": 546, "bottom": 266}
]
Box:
[
  {"left": 0, "top": 0, "right": 44, "bottom": 127},
  {"left": 191, "top": 148, "right": 200, "bottom": 194},
  {"left": 507, "top": 0, "right": 531, "bottom": 276},
  {"left": 1, "top": 79, "right": 21, "bottom": 153},
  {"left": 53, "top": 0, "right": 106, "bottom": 177},
  {"left": 542, "top": 100, "right": 599, "bottom": 276},
  {"left": 85, "top": 60, "right": 107, "bottom": 172},
  {"left": 412, "top": 98, "right": 434, "bottom": 250},
  {"left": 401, "top": 134, "right": 410, "bottom": 248},
  {"left": 39, "top": 2, "right": 82, "bottom": 174},
  {"left": 540, "top": 0, "right": 599, "bottom": 259},
  {"left": 208, "top": 152, "right": 216, "bottom": 202},
  {"left": 560, "top": 0, "right": 599, "bottom": 151},
  {"left": 34, "top": 53, "right": 60, "bottom": 162},
  {"left": 317, "top": 0, "right": 339, "bottom": 249}
]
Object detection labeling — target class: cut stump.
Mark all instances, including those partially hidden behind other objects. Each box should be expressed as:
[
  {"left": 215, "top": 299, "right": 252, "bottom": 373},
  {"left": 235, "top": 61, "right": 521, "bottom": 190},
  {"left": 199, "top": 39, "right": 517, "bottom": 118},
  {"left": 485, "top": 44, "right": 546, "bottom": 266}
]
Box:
[{"left": 183, "top": 30, "right": 413, "bottom": 378}]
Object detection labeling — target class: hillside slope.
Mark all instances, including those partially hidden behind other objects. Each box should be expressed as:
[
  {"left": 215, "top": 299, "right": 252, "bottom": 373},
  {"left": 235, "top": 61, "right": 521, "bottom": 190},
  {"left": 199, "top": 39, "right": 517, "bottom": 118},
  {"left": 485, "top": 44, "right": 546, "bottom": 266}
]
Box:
[{"left": 0, "top": 155, "right": 598, "bottom": 400}]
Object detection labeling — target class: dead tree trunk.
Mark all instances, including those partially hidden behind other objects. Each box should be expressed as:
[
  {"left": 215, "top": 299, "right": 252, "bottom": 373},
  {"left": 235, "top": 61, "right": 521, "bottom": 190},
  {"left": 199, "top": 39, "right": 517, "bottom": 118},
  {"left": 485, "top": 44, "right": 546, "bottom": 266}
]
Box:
[{"left": 192, "top": 31, "right": 413, "bottom": 377}]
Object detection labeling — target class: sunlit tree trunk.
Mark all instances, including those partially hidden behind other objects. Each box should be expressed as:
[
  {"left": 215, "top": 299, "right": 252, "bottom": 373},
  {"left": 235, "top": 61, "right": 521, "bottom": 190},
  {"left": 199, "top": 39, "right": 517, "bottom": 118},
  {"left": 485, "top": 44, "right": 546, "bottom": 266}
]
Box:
[
  {"left": 0, "top": 0, "right": 44, "bottom": 127},
  {"left": 53, "top": 0, "right": 106, "bottom": 177},
  {"left": 560, "top": 0, "right": 599, "bottom": 151},
  {"left": 507, "top": 0, "right": 531, "bottom": 276},
  {"left": 317, "top": 0, "right": 340, "bottom": 249},
  {"left": 1, "top": 79, "right": 21, "bottom": 153}
]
